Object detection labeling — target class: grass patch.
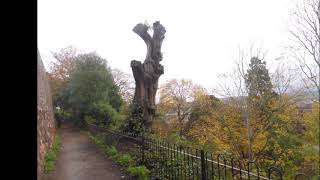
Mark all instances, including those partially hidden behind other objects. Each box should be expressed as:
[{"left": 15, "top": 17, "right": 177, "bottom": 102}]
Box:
[{"left": 44, "top": 133, "right": 61, "bottom": 174}]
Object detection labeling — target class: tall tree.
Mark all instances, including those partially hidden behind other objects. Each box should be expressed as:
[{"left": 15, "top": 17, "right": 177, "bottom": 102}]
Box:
[
  {"left": 245, "top": 57, "right": 277, "bottom": 162},
  {"left": 288, "top": 0, "right": 320, "bottom": 98},
  {"left": 66, "top": 52, "right": 122, "bottom": 127},
  {"left": 130, "top": 21, "right": 166, "bottom": 132},
  {"left": 289, "top": 3, "right": 320, "bottom": 174},
  {"left": 49, "top": 46, "right": 78, "bottom": 81},
  {"left": 207, "top": 52, "right": 305, "bottom": 177},
  {"left": 48, "top": 46, "right": 79, "bottom": 107},
  {"left": 245, "top": 57, "right": 274, "bottom": 98}
]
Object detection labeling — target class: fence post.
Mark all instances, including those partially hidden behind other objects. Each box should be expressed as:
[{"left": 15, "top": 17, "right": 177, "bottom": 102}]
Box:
[{"left": 200, "top": 150, "right": 207, "bottom": 180}]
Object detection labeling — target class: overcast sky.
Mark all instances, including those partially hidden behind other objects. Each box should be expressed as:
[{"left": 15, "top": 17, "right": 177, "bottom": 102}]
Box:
[{"left": 38, "top": 0, "right": 296, "bottom": 91}]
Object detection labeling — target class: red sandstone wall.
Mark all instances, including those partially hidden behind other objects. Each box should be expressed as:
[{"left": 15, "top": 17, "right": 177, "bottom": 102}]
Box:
[{"left": 37, "top": 50, "right": 56, "bottom": 180}]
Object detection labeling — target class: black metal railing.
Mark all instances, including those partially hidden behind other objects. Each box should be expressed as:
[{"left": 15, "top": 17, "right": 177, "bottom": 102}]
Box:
[{"left": 88, "top": 124, "right": 311, "bottom": 180}]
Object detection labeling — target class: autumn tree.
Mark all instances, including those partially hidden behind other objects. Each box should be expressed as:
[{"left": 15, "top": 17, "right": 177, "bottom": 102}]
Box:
[
  {"left": 299, "top": 102, "right": 320, "bottom": 178},
  {"left": 158, "top": 79, "right": 193, "bottom": 127},
  {"left": 187, "top": 48, "right": 307, "bottom": 177},
  {"left": 184, "top": 94, "right": 220, "bottom": 136},
  {"left": 245, "top": 57, "right": 278, "bottom": 161},
  {"left": 47, "top": 46, "right": 79, "bottom": 107},
  {"left": 157, "top": 79, "right": 210, "bottom": 135},
  {"left": 49, "top": 46, "right": 78, "bottom": 80}
]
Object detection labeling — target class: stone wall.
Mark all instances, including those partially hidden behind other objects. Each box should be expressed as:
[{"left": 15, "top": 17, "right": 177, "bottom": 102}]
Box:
[{"left": 37, "top": 49, "right": 56, "bottom": 180}]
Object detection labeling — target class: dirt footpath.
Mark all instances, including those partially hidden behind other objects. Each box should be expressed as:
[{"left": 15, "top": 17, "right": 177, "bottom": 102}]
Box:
[{"left": 43, "top": 125, "right": 129, "bottom": 180}]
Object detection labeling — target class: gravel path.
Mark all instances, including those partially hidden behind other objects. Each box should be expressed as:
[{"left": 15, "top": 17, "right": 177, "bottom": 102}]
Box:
[{"left": 43, "top": 125, "right": 129, "bottom": 180}]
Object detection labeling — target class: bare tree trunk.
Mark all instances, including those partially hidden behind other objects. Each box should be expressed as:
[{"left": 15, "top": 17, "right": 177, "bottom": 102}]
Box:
[{"left": 131, "top": 22, "right": 166, "bottom": 131}]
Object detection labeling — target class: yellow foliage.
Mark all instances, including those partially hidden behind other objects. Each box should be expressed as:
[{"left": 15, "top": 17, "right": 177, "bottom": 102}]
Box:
[
  {"left": 303, "top": 102, "right": 320, "bottom": 144},
  {"left": 151, "top": 120, "right": 169, "bottom": 139}
]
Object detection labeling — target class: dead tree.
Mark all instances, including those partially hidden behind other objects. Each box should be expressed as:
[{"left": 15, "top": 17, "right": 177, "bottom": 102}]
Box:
[{"left": 130, "top": 21, "right": 166, "bottom": 130}]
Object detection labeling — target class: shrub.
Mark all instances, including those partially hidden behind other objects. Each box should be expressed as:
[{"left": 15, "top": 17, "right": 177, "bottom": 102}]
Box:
[
  {"left": 121, "top": 102, "right": 144, "bottom": 135},
  {"left": 127, "top": 166, "right": 150, "bottom": 180},
  {"left": 86, "top": 102, "right": 123, "bottom": 128},
  {"left": 85, "top": 115, "right": 96, "bottom": 125},
  {"left": 94, "top": 134, "right": 105, "bottom": 147},
  {"left": 116, "top": 154, "right": 134, "bottom": 166},
  {"left": 105, "top": 146, "right": 118, "bottom": 158}
]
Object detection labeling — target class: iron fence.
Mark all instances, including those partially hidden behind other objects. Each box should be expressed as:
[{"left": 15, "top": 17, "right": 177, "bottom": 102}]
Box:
[{"left": 88, "top": 124, "right": 311, "bottom": 180}]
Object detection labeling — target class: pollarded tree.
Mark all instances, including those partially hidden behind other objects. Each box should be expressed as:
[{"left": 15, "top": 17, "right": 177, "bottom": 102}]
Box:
[{"left": 130, "top": 21, "right": 166, "bottom": 131}]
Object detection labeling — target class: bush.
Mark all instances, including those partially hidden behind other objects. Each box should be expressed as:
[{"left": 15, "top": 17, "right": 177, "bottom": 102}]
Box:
[
  {"left": 116, "top": 154, "right": 134, "bottom": 166},
  {"left": 94, "top": 134, "right": 105, "bottom": 146},
  {"left": 105, "top": 146, "right": 118, "bottom": 158},
  {"left": 167, "top": 131, "right": 191, "bottom": 147},
  {"left": 121, "top": 101, "right": 144, "bottom": 135},
  {"left": 127, "top": 166, "right": 150, "bottom": 180},
  {"left": 87, "top": 102, "right": 123, "bottom": 128},
  {"left": 84, "top": 115, "right": 96, "bottom": 125}
]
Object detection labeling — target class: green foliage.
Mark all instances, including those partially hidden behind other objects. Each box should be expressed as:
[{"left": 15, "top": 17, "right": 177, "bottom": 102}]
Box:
[
  {"left": 44, "top": 133, "right": 61, "bottom": 174},
  {"left": 245, "top": 57, "right": 274, "bottom": 97},
  {"left": 86, "top": 102, "right": 124, "bottom": 128},
  {"left": 89, "top": 132, "right": 150, "bottom": 179},
  {"left": 105, "top": 145, "right": 118, "bottom": 158},
  {"left": 116, "top": 154, "right": 134, "bottom": 166},
  {"left": 166, "top": 132, "right": 191, "bottom": 147},
  {"left": 84, "top": 115, "right": 96, "bottom": 126},
  {"left": 54, "top": 107, "right": 71, "bottom": 123},
  {"left": 88, "top": 132, "right": 109, "bottom": 152},
  {"left": 127, "top": 166, "right": 150, "bottom": 180},
  {"left": 63, "top": 52, "right": 123, "bottom": 127},
  {"left": 122, "top": 101, "right": 144, "bottom": 135},
  {"left": 300, "top": 102, "right": 320, "bottom": 178}
]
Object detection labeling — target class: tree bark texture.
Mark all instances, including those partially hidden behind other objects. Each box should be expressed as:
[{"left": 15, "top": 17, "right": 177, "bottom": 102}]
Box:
[{"left": 131, "top": 21, "right": 166, "bottom": 129}]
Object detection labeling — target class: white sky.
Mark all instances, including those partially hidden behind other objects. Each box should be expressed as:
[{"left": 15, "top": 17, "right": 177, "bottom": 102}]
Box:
[{"left": 38, "top": 0, "right": 295, "bottom": 91}]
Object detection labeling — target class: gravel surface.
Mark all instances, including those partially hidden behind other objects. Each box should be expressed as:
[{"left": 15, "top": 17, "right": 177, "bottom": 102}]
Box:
[{"left": 43, "top": 125, "right": 129, "bottom": 180}]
